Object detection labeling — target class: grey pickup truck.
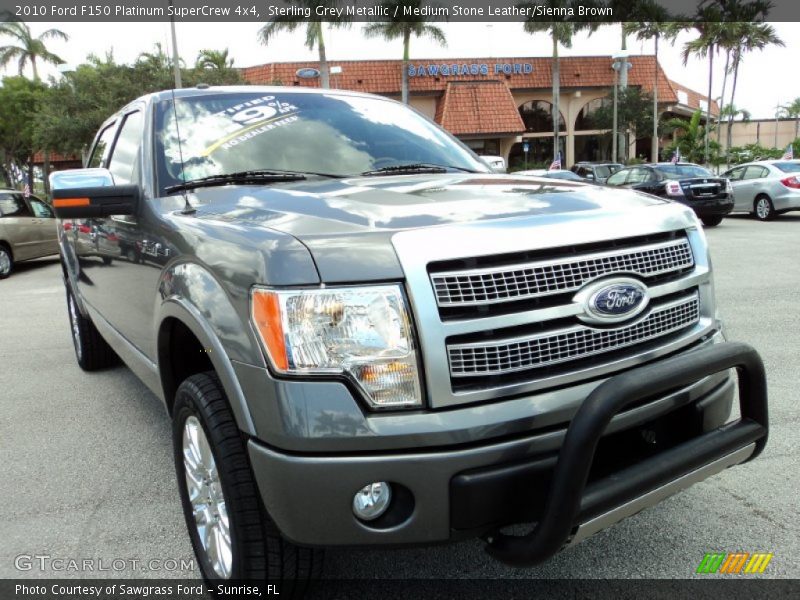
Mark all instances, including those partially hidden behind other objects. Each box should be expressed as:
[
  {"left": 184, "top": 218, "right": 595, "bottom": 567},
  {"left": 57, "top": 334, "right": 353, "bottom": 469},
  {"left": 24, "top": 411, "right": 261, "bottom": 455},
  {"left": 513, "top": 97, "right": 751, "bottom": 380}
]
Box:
[{"left": 50, "top": 87, "right": 768, "bottom": 585}]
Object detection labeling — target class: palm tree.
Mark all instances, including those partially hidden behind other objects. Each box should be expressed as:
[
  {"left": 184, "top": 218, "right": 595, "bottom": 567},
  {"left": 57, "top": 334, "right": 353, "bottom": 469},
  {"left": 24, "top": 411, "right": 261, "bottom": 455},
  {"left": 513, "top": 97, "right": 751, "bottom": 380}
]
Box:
[
  {"left": 664, "top": 110, "right": 718, "bottom": 164},
  {"left": 624, "top": 8, "right": 686, "bottom": 161},
  {"left": 136, "top": 42, "right": 173, "bottom": 71},
  {"left": 196, "top": 49, "right": 233, "bottom": 70},
  {"left": 724, "top": 21, "right": 783, "bottom": 156},
  {"left": 518, "top": 1, "right": 599, "bottom": 162},
  {"left": 682, "top": 13, "right": 727, "bottom": 164},
  {"left": 779, "top": 98, "right": 800, "bottom": 140},
  {"left": 258, "top": 2, "right": 349, "bottom": 89},
  {"left": 0, "top": 19, "right": 68, "bottom": 80},
  {"left": 362, "top": 1, "right": 446, "bottom": 104}
]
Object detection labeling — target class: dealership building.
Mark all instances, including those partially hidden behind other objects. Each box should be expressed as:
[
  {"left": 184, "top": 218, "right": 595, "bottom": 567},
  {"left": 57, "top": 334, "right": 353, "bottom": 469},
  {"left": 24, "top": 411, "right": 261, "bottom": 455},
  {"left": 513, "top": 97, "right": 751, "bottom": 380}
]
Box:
[{"left": 242, "top": 55, "right": 717, "bottom": 169}]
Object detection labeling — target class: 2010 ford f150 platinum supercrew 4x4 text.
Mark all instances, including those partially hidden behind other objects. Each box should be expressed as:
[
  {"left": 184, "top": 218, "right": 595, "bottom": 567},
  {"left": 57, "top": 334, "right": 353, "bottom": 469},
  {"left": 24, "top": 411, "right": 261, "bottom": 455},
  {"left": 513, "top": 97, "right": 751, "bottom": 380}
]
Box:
[{"left": 50, "top": 87, "right": 768, "bottom": 585}]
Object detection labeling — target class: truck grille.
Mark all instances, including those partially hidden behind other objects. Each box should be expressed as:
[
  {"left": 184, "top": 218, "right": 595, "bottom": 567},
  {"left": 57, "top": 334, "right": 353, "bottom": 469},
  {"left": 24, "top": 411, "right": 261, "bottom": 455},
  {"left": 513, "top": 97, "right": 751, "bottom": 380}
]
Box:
[
  {"left": 431, "top": 237, "right": 693, "bottom": 308},
  {"left": 448, "top": 292, "right": 700, "bottom": 378}
]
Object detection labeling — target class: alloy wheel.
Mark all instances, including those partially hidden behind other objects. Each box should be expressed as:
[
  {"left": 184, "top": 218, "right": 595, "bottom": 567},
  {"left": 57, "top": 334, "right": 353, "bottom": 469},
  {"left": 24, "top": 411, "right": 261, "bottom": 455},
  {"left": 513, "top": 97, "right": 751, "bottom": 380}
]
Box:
[{"left": 182, "top": 415, "right": 232, "bottom": 579}]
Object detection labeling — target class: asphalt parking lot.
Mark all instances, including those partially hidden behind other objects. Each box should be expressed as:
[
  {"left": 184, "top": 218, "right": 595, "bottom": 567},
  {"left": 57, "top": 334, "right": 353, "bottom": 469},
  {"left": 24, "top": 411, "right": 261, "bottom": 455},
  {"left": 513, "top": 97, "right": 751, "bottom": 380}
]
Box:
[{"left": 1, "top": 214, "right": 798, "bottom": 581}]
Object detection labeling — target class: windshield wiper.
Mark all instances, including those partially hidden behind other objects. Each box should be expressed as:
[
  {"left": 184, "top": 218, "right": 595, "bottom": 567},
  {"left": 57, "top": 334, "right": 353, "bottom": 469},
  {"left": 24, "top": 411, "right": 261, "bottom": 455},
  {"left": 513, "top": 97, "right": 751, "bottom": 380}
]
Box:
[
  {"left": 165, "top": 169, "right": 342, "bottom": 194},
  {"left": 359, "top": 163, "right": 479, "bottom": 176}
]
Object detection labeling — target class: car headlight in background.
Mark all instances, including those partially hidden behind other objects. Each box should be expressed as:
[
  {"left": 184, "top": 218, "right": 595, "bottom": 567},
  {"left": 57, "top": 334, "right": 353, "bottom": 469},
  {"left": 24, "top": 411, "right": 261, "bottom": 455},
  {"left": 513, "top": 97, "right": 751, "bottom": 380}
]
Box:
[{"left": 251, "top": 285, "right": 422, "bottom": 409}]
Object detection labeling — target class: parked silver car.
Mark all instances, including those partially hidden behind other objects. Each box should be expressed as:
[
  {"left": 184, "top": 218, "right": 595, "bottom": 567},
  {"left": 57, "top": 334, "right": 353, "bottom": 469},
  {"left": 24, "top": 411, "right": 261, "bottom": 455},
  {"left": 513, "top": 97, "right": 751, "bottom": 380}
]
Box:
[
  {"left": 722, "top": 160, "right": 800, "bottom": 221},
  {"left": 0, "top": 189, "right": 59, "bottom": 278}
]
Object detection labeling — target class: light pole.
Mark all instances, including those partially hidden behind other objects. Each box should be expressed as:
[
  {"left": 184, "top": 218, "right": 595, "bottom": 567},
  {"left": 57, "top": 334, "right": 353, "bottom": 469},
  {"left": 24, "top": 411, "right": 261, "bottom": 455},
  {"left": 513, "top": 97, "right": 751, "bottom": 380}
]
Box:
[{"left": 612, "top": 52, "right": 631, "bottom": 164}]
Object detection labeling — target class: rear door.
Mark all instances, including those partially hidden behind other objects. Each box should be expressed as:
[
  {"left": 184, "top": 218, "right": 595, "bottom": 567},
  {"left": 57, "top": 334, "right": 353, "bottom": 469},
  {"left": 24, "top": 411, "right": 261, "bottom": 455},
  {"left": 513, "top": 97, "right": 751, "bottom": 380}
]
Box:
[
  {"left": 0, "top": 192, "right": 38, "bottom": 261},
  {"left": 737, "top": 165, "right": 769, "bottom": 211},
  {"left": 25, "top": 195, "right": 59, "bottom": 257}
]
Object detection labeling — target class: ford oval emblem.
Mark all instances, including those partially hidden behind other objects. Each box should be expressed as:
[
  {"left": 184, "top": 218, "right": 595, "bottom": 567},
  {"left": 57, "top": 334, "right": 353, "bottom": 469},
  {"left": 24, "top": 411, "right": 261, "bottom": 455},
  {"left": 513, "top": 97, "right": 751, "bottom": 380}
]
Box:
[
  {"left": 574, "top": 278, "right": 650, "bottom": 324},
  {"left": 296, "top": 67, "right": 320, "bottom": 79}
]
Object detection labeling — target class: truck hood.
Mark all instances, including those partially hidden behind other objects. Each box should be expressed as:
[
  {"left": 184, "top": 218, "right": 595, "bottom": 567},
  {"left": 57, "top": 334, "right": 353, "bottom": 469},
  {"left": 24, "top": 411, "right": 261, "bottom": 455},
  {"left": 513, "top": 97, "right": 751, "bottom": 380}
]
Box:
[{"left": 188, "top": 173, "right": 672, "bottom": 282}]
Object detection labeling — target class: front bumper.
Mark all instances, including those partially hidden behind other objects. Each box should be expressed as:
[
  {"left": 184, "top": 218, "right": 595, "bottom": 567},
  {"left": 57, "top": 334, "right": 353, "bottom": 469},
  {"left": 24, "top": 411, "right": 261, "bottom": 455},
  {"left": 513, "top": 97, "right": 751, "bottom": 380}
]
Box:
[{"left": 247, "top": 342, "right": 767, "bottom": 552}]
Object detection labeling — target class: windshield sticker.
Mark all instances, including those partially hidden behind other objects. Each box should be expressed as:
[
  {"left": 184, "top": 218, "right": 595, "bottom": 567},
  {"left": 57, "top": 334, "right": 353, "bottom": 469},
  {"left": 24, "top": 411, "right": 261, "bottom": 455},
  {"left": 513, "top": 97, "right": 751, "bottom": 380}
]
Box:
[{"left": 197, "top": 95, "right": 300, "bottom": 155}]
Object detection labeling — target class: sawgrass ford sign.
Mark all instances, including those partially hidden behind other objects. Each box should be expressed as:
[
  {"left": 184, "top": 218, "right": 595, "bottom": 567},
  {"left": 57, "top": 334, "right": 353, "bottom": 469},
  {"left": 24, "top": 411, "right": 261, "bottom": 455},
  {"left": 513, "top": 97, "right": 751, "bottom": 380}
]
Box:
[{"left": 408, "top": 62, "right": 534, "bottom": 77}]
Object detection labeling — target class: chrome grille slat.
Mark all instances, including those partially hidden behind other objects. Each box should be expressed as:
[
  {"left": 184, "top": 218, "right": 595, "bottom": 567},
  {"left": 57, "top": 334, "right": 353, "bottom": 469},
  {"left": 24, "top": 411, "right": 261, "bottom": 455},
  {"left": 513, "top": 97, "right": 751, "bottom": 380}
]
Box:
[
  {"left": 448, "top": 293, "right": 700, "bottom": 377},
  {"left": 432, "top": 239, "right": 694, "bottom": 307}
]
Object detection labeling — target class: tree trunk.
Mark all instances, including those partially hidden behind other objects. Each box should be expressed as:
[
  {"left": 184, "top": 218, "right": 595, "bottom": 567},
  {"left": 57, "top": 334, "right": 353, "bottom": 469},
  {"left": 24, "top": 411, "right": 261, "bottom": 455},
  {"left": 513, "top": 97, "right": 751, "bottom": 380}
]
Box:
[
  {"left": 552, "top": 34, "right": 560, "bottom": 163},
  {"left": 727, "top": 51, "right": 741, "bottom": 160},
  {"left": 27, "top": 158, "right": 34, "bottom": 192},
  {"left": 402, "top": 29, "right": 410, "bottom": 104},
  {"left": 317, "top": 23, "right": 330, "bottom": 89},
  {"left": 705, "top": 45, "right": 713, "bottom": 164},
  {"left": 652, "top": 34, "right": 659, "bottom": 162},
  {"left": 43, "top": 151, "right": 51, "bottom": 196},
  {"left": 716, "top": 48, "right": 730, "bottom": 154},
  {"left": 31, "top": 56, "right": 39, "bottom": 80}
]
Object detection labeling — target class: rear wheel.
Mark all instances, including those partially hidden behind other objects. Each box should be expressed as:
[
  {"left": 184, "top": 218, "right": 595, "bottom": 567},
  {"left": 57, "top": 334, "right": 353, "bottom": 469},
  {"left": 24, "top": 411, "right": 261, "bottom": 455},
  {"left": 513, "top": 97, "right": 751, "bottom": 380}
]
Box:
[
  {"left": 66, "top": 287, "right": 117, "bottom": 370},
  {"left": 172, "top": 372, "right": 323, "bottom": 591},
  {"left": 0, "top": 244, "right": 13, "bottom": 279},
  {"left": 754, "top": 195, "right": 776, "bottom": 221},
  {"left": 701, "top": 215, "right": 724, "bottom": 227}
]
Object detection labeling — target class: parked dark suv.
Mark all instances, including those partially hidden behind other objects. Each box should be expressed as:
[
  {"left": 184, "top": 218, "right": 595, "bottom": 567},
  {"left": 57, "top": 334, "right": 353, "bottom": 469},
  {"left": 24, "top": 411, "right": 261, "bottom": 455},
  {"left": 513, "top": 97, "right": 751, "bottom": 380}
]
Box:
[
  {"left": 604, "top": 162, "right": 734, "bottom": 227},
  {"left": 571, "top": 161, "right": 623, "bottom": 184},
  {"left": 49, "top": 87, "right": 768, "bottom": 587}
]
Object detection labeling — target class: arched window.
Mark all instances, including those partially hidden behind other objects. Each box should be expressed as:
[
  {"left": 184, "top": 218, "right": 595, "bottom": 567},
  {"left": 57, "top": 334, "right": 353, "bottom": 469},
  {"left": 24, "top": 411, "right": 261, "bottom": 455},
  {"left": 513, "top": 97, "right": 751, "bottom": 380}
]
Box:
[
  {"left": 519, "top": 100, "right": 565, "bottom": 133},
  {"left": 574, "top": 98, "right": 612, "bottom": 131}
]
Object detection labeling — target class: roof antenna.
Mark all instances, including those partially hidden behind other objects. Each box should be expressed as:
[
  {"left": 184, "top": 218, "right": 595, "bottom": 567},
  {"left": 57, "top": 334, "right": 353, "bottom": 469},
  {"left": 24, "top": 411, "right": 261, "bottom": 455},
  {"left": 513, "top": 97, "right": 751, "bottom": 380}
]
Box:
[{"left": 170, "top": 87, "right": 196, "bottom": 215}]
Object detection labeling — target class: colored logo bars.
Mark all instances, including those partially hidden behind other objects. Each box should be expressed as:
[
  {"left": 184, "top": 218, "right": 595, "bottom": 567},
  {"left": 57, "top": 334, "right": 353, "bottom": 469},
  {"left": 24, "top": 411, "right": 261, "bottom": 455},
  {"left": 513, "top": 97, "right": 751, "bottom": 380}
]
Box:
[{"left": 696, "top": 552, "right": 773, "bottom": 574}]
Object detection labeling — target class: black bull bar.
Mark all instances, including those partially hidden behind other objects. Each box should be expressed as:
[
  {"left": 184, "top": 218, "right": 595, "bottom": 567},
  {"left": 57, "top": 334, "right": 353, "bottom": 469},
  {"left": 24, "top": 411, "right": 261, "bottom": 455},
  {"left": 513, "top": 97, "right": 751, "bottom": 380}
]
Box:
[{"left": 485, "top": 341, "right": 768, "bottom": 567}]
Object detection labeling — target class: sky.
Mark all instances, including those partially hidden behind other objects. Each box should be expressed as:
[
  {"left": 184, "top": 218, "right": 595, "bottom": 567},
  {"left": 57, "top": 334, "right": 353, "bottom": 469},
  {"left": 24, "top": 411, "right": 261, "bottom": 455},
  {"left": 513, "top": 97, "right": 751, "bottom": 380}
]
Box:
[{"left": 2, "top": 21, "right": 797, "bottom": 119}]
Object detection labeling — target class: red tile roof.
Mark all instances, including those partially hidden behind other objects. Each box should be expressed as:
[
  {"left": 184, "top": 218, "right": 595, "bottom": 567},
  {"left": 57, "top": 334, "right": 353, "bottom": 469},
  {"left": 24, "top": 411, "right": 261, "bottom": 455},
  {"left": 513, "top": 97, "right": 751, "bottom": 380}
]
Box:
[
  {"left": 241, "top": 55, "right": 717, "bottom": 114},
  {"left": 435, "top": 81, "right": 524, "bottom": 135}
]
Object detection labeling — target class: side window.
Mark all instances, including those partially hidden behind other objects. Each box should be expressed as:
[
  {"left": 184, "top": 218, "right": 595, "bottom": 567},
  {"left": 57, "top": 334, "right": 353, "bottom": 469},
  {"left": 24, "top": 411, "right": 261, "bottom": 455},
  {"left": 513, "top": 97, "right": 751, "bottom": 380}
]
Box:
[
  {"left": 87, "top": 124, "right": 118, "bottom": 168},
  {"left": 28, "top": 197, "right": 54, "bottom": 218},
  {"left": 605, "top": 170, "right": 628, "bottom": 186},
  {"left": 724, "top": 167, "right": 744, "bottom": 181},
  {"left": 627, "top": 168, "right": 650, "bottom": 184},
  {"left": 0, "top": 193, "right": 32, "bottom": 217},
  {"left": 743, "top": 166, "right": 766, "bottom": 180},
  {"left": 107, "top": 111, "right": 144, "bottom": 185}
]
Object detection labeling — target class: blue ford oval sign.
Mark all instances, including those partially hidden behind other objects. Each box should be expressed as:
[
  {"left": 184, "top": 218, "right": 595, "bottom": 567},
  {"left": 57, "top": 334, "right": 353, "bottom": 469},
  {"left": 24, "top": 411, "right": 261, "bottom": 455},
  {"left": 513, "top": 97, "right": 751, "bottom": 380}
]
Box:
[
  {"left": 592, "top": 283, "right": 646, "bottom": 317},
  {"left": 575, "top": 278, "right": 650, "bottom": 324},
  {"left": 296, "top": 68, "right": 320, "bottom": 79}
]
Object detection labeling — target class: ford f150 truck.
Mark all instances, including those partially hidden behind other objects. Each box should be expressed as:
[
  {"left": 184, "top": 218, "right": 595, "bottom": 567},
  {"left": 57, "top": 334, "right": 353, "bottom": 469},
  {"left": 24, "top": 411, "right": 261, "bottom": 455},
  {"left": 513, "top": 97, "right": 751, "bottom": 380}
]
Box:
[{"left": 50, "top": 87, "right": 768, "bottom": 585}]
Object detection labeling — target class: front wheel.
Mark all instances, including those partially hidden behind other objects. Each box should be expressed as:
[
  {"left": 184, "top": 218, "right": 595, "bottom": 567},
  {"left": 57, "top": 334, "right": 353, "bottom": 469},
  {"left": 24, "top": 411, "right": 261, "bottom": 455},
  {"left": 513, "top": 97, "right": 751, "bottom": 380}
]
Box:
[
  {"left": 172, "top": 372, "right": 322, "bottom": 589},
  {"left": 754, "top": 195, "right": 776, "bottom": 221},
  {"left": 701, "top": 215, "right": 724, "bottom": 227}
]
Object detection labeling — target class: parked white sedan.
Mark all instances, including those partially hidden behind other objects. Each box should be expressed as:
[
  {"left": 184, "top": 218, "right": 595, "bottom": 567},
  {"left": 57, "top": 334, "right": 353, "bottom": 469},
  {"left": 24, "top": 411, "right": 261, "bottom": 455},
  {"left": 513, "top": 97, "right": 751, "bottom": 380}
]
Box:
[{"left": 722, "top": 160, "right": 800, "bottom": 221}]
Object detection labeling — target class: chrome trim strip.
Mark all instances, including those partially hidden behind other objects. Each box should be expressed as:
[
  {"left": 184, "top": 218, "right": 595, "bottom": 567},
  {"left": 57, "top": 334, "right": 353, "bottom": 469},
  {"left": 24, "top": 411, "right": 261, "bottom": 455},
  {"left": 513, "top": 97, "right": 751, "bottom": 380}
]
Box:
[
  {"left": 431, "top": 238, "right": 694, "bottom": 307},
  {"left": 568, "top": 443, "right": 756, "bottom": 546},
  {"left": 448, "top": 292, "right": 700, "bottom": 378}
]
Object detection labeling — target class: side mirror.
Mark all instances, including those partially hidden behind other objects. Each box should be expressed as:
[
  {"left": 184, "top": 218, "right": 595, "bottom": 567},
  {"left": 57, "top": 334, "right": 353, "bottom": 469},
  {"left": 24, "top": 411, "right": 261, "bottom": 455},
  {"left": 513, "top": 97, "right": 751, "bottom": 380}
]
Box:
[{"left": 50, "top": 168, "right": 139, "bottom": 219}]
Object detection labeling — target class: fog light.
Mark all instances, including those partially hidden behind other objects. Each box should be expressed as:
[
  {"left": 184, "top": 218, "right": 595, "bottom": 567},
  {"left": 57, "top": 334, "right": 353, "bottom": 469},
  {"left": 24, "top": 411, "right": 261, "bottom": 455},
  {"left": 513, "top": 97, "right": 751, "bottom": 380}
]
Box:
[{"left": 352, "top": 482, "right": 392, "bottom": 521}]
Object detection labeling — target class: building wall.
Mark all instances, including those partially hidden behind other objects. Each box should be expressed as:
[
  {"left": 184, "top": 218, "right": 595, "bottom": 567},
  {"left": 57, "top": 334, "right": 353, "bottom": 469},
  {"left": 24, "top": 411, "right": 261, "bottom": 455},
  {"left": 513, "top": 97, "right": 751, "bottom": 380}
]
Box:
[{"left": 721, "top": 119, "right": 799, "bottom": 150}]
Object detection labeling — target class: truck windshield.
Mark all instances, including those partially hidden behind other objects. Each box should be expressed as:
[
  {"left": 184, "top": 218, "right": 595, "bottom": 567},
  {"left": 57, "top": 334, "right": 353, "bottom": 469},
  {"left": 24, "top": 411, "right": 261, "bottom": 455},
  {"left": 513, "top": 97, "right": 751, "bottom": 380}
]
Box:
[{"left": 155, "top": 91, "right": 488, "bottom": 193}]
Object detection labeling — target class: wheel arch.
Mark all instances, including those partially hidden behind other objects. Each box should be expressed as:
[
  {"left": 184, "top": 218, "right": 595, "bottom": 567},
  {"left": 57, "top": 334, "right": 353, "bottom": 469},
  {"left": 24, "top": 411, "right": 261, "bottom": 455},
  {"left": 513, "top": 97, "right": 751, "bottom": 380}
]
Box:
[{"left": 157, "top": 301, "right": 258, "bottom": 437}]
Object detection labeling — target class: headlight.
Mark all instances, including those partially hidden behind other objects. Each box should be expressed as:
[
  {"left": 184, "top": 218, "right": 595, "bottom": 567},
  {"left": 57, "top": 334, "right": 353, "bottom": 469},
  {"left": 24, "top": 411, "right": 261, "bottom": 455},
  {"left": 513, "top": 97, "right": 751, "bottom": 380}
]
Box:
[{"left": 251, "top": 285, "right": 422, "bottom": 409}]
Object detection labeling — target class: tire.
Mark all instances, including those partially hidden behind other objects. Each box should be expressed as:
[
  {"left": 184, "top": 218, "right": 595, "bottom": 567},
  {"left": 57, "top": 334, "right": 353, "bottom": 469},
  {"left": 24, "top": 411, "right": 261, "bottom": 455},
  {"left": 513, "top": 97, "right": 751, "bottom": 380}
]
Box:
[
  {"left": 172, "top": 372, "right": 322, "bottom": 592},
  {"left": 102, "top": 255, "right": 113, "bottom": 265},
  {"left": 754, "top": 195, "right": 776, "bottom": 221},
  {"left": 0, "top": 244, "right": 13, "bottom": 279},
  {"left": 66, "top": 287, "right": 117, "bottom": 370},
  {"left": 701, "top": 215, "right": 724, "bottom": 227}
]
